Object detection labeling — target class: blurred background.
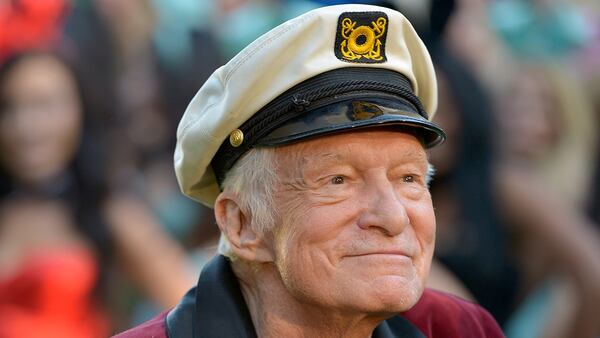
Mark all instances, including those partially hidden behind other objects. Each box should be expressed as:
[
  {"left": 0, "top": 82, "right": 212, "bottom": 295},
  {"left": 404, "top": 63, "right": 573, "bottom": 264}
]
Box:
[{"left": 0, "top": 0, "right": 598, "bottom": 337}]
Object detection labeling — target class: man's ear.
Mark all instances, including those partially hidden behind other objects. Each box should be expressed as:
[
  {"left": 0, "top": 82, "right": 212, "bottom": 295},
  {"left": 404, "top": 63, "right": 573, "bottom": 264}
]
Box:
[{"left": 214, "top": 192, "right": 274, "bottom": 263}]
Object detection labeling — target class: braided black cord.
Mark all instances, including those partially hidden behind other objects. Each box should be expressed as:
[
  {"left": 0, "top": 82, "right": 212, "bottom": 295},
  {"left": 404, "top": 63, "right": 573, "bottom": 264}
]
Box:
[{"left": 246, "top": 79, "right": 425, "bottom": 142}]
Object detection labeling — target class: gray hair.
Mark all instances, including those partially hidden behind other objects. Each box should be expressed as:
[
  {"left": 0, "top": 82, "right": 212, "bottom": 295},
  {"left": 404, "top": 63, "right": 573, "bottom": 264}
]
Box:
[
  {"left": 218, "top": 147, "right": 279, "bottom": 258},
  {"left": 217, "top": 146, "right": 436, "bottom": 257}
]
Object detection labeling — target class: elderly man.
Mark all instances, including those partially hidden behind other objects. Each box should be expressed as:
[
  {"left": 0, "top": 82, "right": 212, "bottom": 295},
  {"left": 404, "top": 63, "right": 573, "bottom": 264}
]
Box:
[{"left": 115, "top": 4, "right": 504, "bottom": 338}]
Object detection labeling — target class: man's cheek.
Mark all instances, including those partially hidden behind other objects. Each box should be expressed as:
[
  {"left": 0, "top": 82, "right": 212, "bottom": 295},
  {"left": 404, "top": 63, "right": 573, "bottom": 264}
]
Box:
[{"left": 414, "top": 213, "right": 436, "bottom": 247}]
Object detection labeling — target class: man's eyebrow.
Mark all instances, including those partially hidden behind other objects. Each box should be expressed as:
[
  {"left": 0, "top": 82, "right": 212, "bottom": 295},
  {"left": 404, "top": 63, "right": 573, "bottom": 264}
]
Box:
[
  {"left": 401, "top": 149, "right": 429, "bottom": 163},
  {"left": 314, "top": 152, "right": 342, "bottom": 162},
  {"left": 296, "top": 152, "right": 342, "bottom": 167},
  {"left": 293, "top": 152, "right": 342, "bottom": 180}
]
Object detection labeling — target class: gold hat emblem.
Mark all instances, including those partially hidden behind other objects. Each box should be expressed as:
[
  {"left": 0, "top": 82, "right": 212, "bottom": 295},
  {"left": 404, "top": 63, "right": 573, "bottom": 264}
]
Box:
[{"left": 335, "top": 12, "right": 388, "bottom": 63}]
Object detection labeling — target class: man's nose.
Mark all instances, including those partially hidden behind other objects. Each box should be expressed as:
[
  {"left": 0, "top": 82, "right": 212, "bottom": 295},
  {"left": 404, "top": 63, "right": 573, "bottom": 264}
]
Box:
[{"left": 357, "top": 177, "right": 410, "bottom": 236}]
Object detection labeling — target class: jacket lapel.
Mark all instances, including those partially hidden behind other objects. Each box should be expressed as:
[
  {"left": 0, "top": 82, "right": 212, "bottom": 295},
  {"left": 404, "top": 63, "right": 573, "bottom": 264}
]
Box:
[{"left": 166, "top": 255, "right": 256, "bottom": 338}]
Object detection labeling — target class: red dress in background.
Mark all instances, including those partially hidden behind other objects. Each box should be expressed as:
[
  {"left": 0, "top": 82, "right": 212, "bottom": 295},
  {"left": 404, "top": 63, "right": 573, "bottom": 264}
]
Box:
[
  {"left": 0, "top": 0, "right": 69, "bottom": 61},
  {"left": 0, "top": 247, "right": 109, "bottom": 338}
]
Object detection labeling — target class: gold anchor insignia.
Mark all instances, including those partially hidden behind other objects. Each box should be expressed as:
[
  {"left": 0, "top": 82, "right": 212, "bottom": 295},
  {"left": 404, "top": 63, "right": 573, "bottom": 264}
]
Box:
[{"left": 339, "top": 17, "right": 387, "bottom": 61}]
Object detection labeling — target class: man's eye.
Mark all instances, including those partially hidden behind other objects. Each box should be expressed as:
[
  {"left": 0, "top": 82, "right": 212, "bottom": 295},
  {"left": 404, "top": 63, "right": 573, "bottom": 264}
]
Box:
[
  {"left": 331, "top": 176, "right": 345, "bottom": 185},
  {"left": 403, "top": 175, "right": 415, "bottom": 183}
]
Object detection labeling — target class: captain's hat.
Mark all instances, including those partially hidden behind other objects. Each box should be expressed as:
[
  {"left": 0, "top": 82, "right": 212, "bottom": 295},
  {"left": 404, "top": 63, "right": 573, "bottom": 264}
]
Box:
[{"left": 175, "top": 4, "right": 445, "bottom": 207}]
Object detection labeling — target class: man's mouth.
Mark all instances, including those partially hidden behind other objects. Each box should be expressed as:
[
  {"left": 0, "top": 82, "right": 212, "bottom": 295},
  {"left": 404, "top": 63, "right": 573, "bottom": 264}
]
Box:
[{"left": 346, "top": 249, "right": 413, "bottom": 259}]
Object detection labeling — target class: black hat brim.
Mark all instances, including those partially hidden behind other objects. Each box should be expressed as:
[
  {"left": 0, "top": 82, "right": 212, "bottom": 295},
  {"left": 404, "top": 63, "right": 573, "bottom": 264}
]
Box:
[{"left": 256, "top": 96, "right": 446, "bottom": 148}]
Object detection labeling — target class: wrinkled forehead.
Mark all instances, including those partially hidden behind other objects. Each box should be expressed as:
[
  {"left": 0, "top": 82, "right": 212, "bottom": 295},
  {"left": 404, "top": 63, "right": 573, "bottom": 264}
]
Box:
[{"left": 271, "top": 129, "right": 428, "bottom": 174}]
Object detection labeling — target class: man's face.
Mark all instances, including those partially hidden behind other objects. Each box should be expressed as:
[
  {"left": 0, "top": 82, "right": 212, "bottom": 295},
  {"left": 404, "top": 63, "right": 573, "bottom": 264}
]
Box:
[{"left": 269, "top": 129, "right": 435, "bottom": 315}]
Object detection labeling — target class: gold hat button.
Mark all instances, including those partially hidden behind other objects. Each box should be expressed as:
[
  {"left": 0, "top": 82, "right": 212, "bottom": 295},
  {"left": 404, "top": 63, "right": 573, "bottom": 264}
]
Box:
[{"left": 229, "top": 129, "right": 244, "bottom": 147}]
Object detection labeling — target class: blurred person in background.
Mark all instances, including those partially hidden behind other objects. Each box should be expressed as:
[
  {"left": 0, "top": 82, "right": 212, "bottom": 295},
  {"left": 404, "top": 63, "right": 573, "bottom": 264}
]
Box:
[
  {"left": 493, "top": 63, "right": 600, "bottom": 338},
  {"left": 61, "top": 0, "right": 221, "bottom": 324},
  {"left": 5, "top": 0, "right": 225, "bottom": 328},
  {"left": 497, "top": 65, "right": 597, "bottom": 208},
  {"left": 0, "top": 51, "right": 111, "bottom": 338},
  {"left": 0, "top": 50, "right": 195, "bottom": 336},
  {"left": 63, "top": 0, "right": 222, "bottom": 266},
  {"left": 427, "top": 43, "right": 520, "bottom": 326},
  {"left": 428, "top": 1, "right": 600, "bottom": 336}
]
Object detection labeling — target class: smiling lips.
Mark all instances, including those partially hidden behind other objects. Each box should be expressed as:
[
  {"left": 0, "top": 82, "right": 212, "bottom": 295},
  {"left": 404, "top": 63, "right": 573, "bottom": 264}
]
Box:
[{"left": 347, "top": 250, "right": 413, "bottom": 259}]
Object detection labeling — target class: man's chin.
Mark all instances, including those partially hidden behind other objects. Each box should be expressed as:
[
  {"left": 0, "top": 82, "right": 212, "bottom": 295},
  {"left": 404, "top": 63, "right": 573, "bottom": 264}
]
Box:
[{"left": 366, "top": 276, "right": 425, "bottom": 312}]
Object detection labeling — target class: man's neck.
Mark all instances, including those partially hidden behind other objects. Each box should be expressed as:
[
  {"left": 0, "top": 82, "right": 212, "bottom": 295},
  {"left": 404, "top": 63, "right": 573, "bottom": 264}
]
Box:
[{"left": 232, "top": 263, "right": 386, "bottom": 338}]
